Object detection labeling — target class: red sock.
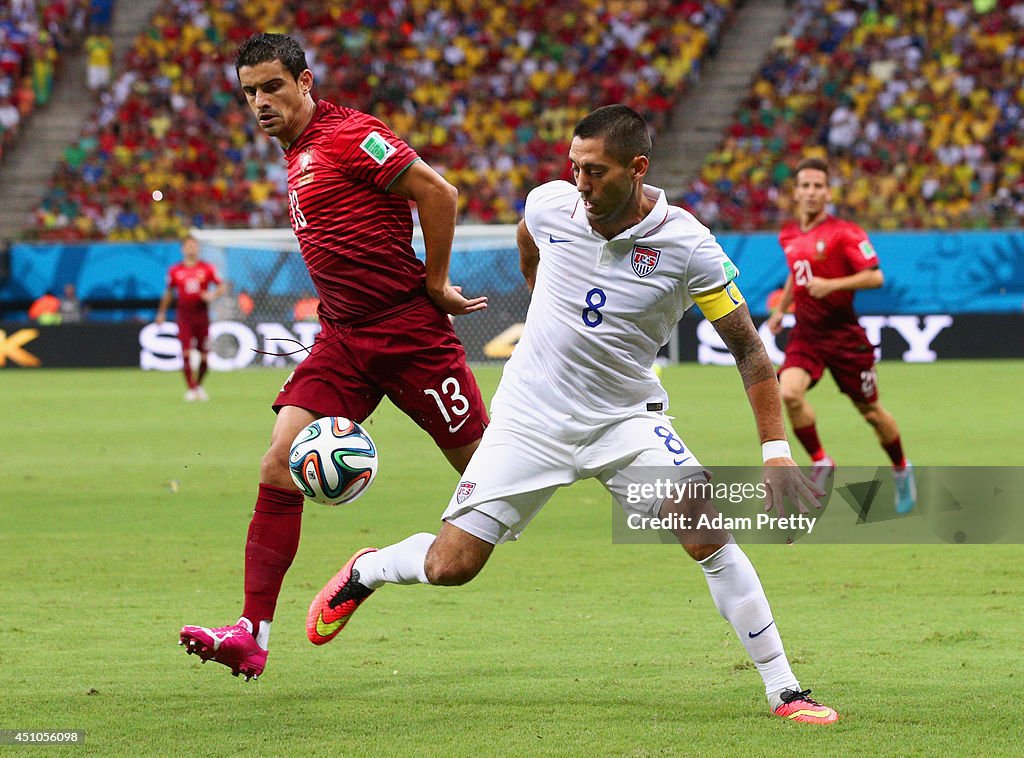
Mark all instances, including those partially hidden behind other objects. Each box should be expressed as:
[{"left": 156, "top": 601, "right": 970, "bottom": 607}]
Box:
[
  {"left": 793, "top": 423, "right": 826, "bottom": 461},
  {"left": 197, "top": 356, "right": 208, "bottom": 385},
  {"left": 883, "top": 436, "right": 906, "bottom": 469},
  {"left": 183, "top": 364, "right": 195, "bottom": 389},
  {"left": 242, "top": 483, "right": 304, "bottom": 624}
]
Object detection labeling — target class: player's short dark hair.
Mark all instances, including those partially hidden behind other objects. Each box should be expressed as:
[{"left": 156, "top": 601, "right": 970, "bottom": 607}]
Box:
[
  {"left": 795, "top": 157, "right": 830, "bottom": 177},
  {"left": 235, "top": 33, "right": 308, "bottom": 81},
  {"left": 573, "top": 105, "right": 652, "bottom": 166}
]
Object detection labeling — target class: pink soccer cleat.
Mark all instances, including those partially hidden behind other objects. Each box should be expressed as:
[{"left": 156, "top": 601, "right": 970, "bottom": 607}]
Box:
[
  {"left": 307, "top": 548, "right": 377, "bottom": 645},
  {"left": 773, "top": 689, "right": 839, "bottom": 724},
  {"left": 179, "top": 620, "right": 267, "bottom": 681},
  {"left": 810, "top": 456, "right": 836, "bottom": 492}
]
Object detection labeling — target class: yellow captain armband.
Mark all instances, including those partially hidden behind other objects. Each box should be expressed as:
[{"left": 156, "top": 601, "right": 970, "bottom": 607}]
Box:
[{"left": 693, "top": 281, "right": 745, "bottom": 320}]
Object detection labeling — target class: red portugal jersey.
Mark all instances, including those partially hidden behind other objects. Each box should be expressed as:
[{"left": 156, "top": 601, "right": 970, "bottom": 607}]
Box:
[
  {"left": 778, "top": 215, "right": 880, "bottom": 334},
  {"left": 283, "top": 100, "right": 424, "bottom": 323},
  {"left": 167, "top": 261, "right": 221, "bottom": 317}
]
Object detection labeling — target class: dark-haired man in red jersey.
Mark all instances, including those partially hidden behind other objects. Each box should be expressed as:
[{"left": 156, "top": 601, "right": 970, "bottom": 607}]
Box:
[
  {"left": 178, "top": 32, "right": 489, "bottom": 680},
  {"left": 767, "top": 157, "right": 915, "bottom": 516}
]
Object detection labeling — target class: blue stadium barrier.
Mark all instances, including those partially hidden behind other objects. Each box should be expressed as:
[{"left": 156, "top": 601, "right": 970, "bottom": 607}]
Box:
[
  {"left": 2, "top": 229, "right": 1022, "bottom": 320},
  {"left": 718, "top": 229, "right": 1024, "bottom": 316}
]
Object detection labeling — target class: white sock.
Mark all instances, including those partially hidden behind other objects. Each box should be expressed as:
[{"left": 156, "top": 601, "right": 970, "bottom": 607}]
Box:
[
  {"left": 353, "top": 533, "right": 434, "bottom": 589},
  {"left": 237, "top": 617, "right": 271, "bottom": 650},
  {"left": 699, "top": 542, "right": 799, "bottom": 701},
  {"left": 255, "top": 620, "right": 271, "bottom": 650}
]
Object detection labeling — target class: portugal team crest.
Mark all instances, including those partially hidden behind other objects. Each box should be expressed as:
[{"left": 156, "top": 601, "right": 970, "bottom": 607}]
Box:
[
  {"left": 456, "top": 480, "right": 476, "bottom": 504},
  {"left": 631, "top": 245, "right": 661, "bottom": 277},
  {"left": 297, "top": 149, "right": 316, "bottom": 186}
]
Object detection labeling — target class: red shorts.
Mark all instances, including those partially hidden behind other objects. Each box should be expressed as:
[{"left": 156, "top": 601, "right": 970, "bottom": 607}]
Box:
[
  {"left": 780, "top": 327, "right": 879, "bottom": 403},
  {"left": 274, "top": 296, "right": 488, "bottom": 450},
  {"left": 177, "top": 312, "right": 210, "bottom": 352}
]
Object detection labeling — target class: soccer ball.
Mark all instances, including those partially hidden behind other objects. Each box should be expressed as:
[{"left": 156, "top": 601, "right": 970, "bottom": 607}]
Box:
[{"left": 288, "top": 417, "right": 378, "bottom": 505}]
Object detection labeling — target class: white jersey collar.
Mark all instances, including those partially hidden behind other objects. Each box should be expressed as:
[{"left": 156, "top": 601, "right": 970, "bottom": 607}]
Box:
[{"left": 572, "top": 184, "right": 670, "bottom": 243}]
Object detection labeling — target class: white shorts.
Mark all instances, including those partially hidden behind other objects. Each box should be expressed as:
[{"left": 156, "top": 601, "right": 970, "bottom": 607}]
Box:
[{"left": 442, "top": 411, "right": 707, "bottom": 544}]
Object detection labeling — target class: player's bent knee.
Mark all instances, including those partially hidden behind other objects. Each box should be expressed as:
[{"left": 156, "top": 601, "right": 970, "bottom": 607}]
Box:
[
  {"left": 780, "top": 386, "right": 805, "bottom": 410},
  {"left": 858, "top": 406, "right": 881, "bottom": 426},
  {"left": 660, "top": 493, "right": 729, "bottom": 561},
  {"left": 424, "top": 525, "right": 493, "bottom": 585},
  {"left": 683, "top": 541, "right": 725, "bottom": 562},
  {"left": 258, "top": 446, "right": 294, "bottom": 489},
  {"left": 423, "top": 551, "right": 485, "bottom": 586}
]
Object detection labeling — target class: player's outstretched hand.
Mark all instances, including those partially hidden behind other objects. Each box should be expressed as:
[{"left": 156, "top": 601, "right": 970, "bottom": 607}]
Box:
[
  {"left": 429, "top": 284, "right": 488, "bottom": 316},
  {"left": 762, "top": 457, "right": 825, "bottom": 516}
]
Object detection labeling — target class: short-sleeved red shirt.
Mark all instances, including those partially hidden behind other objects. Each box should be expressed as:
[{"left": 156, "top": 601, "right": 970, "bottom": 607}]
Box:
[
  {"left": 283, "top": 100, "right": 424, "bottom": 323},
  {"left": 167, "top": 260, "right": 221, "bottom": 317},
  {"left": 778, "top": 215, "right": 879, "bottom": 334}
]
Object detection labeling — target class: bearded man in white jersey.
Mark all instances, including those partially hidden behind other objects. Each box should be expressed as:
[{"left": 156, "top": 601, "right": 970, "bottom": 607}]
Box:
[{"left": 306, "top": 105, "right": 839, "bottom": 724}]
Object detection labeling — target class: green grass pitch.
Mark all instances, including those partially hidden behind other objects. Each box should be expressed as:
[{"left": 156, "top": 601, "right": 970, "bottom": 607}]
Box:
[{"left": 1, "top": 361, "right": 1021, "bottom": 756}]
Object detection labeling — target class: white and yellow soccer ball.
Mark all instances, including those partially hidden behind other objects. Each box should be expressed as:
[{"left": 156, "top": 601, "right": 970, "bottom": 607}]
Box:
[{"left": 288, "top": 417, "right": 378, "bottom": 505}]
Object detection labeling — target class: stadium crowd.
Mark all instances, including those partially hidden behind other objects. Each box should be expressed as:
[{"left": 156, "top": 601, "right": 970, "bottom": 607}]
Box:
[
  {"left": 28, "top": 0, "right": 735, "bottom": 240},
  {"left": 0, "top": 0, "right": 107, "bottom": 165},
  {"left": 681, "top": 0, "right": 1024, "bottom": 231}
]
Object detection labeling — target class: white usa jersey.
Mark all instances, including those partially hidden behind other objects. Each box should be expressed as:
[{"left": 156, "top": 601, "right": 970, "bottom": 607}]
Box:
[{"left": 493, "top": 180, "right": 739, "bottom": 434}]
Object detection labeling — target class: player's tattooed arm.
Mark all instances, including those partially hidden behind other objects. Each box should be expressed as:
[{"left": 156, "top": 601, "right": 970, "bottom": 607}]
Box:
[
  {"left": 517, "top": 220, "right": 540, "bottom": 292},
  {"left": 711, "top": 304, "right": 787, "bottom": 444},
  {"left": 713, "top": 304, "right": 822, "bottom": 514},
  {"left": 712, "top": 304, "right": 775, "bottom": 388}
]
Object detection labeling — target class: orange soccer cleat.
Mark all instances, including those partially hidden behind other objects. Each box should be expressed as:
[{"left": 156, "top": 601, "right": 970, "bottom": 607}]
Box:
[
  {"left": 773, "top": 689, "right": 839, "bottom": 724},
  {"left": 306, "top": 548, "right": 377, "bottom": 645}
]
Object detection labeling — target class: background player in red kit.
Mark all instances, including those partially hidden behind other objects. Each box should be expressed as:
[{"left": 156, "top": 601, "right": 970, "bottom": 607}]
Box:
[
  {"left": 178, "top": 33, "right": 489, "bottom": 679},
  {"left": 766, "top": 157, "right": 915, "bottom": 514},
  {"left": 156, "top": 236, "right": 225, "bottom": 401}
]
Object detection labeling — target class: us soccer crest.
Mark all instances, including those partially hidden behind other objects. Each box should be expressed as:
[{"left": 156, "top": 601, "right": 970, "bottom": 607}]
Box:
[
  {"left": 456, "top": 480, "right": 476, "bottom": 504},
  {"left": 631, "top": 245, "right": 661, "bottom": 277}
]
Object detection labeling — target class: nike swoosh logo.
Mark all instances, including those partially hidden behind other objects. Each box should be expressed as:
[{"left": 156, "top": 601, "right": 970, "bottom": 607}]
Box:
[
  {"left": 315, "top": 614, "right": 346, "bottom": 638},
  {"left": 748, "top": 620, "right": 775, "bottom": 638},
  {"left": 448, "top": 417, "right": 469, "bottom": 434},
  {"left": 785, "top": 707, "right": 834, "bottom": 720},
  {"left": 548, "top": 234, "right": 573, "bottom": 244}
]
